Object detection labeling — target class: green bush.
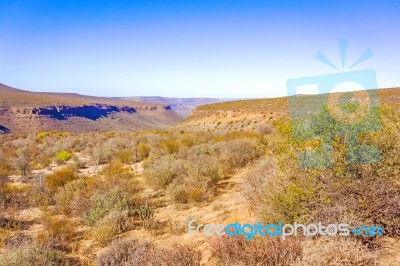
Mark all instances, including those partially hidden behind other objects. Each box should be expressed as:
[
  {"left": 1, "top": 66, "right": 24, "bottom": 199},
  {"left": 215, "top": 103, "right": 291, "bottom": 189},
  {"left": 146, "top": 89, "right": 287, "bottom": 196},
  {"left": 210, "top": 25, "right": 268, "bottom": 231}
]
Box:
[
  {"left": 269, "top": 104, "right": 400, "bottom": 235},
  {"left": 37, "top": 131, "right": 54, "bottom": 139},
  {"left": 55, "top": 150, "right": 72, "bottom": 164}
]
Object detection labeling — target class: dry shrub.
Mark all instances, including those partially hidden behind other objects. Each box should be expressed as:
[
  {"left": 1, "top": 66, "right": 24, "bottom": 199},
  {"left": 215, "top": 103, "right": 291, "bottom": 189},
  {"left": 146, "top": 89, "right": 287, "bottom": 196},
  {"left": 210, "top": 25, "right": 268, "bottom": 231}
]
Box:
[
  {"left": 218, "top": 139, "right": 264, "bottom": 174},
  {"left": 143, "top": 155, "right": 184, "bottom": 189},
  {"left": 137, "top": 142, "right": 151, "bottom": 160},
  {"left": 92, "top": 211, "right": 130, "bottom": 246},
  {"left": 36, "top": 215, "right": 75, "bottom": 252},
  {"left": 115, "top": 149, "right": 132, "bottom": 164},
  {"left": 213, "top": 131, "right": 265, "bottom": 142},
  {"left": 100, "top": 159, "right": 135, "bottom": 180},
  {"left": 13, "top": 146, "right": 32, "bottom": 176},
  {"left": 85, "top": 189, "right": 133, "bottom": 226},
  {"left": 210, "top": 235, "right": 302, "bottom": 266},
  {"left": 96, "top": 238, "right": 201, "bottom": 266},
  {"left": 0, "top": 247, "right": 69, "bottom": 266},
  {"left": 161, "top": 139, "right": 180, "bottom": 154},
  {"left": 1, "top": 182, "right": 31, "bottom": 210},
  {"left": 167, "top": 175, "right": 213, "bottom": 204},
  {"left": 54, "top": 179, "right": 87, "bottom": 215},
  {"left": 92, "top": 225, "right": 118, "bottom": 247},
  {"left": 137, "top": 203, "right": 154, "bottom": 230},
  {"left": 167, "top": 154, "right": 221, "bottom": 204},
  {"left": 152, "top": 243, "right": 201, "bottom": 266},
  {"left": 4, "top": 232, "right": 33, "bottom": 250},
  {"left": 45, "top": 166, "right": 78, "bottom": 191},
  {"left": 294, "top": 237, "right": 380, "bottom": 266},
  {"left": 96, "top": 239, "right": 153, "bottom": 266},
  {"left": 98, "top": 210, "right": 130, "bottom": 233},
  {"left": 0, "top": 228, "right": 12, "bottom": 248},
  {"left": 241, "top": 158, "right": 277, "bottom": 215},
  {"left": 240, "top": 157, "right": 322, "bottom": 224},
  {"left": 257, "top": 123, "right": 274, "bottom": 135}
]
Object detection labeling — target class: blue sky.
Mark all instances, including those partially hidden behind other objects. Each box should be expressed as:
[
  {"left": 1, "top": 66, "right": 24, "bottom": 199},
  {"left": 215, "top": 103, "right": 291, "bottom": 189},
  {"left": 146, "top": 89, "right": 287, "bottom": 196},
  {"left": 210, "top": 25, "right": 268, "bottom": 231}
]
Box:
[{"left": 0, "top": 0, "right": 399, "bottom": 98}]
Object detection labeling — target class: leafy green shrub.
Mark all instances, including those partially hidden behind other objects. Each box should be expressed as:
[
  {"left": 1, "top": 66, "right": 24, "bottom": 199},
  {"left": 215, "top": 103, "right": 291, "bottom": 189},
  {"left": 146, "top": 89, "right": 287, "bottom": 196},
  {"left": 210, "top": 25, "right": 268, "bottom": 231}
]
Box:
[
  {"left": 37, "top": 131, "right": 53, "bottom": 140},
  {"left": 270, "top": 105, "right": 400, "bottom": 235},
  {"left": 55, "top": 150, "right": 72, "bottom": 164}
]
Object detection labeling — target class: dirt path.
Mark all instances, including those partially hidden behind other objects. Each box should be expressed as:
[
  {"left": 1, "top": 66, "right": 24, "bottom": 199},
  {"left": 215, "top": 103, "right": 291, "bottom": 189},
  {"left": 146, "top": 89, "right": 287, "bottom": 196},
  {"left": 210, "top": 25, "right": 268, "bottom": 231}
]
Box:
[{"left": 128, "top": 165, "right": 256, "bottom": 264}]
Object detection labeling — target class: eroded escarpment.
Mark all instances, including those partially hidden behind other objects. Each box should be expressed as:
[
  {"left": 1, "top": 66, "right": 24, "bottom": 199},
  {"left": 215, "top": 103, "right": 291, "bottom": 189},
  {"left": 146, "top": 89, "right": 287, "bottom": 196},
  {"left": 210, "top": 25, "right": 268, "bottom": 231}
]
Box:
[
  {"left": 7, "top": 104, "right": 170, "bottom": 121},
  {"left": 0, "top": 104, "right": 181, "bottom": 133}
]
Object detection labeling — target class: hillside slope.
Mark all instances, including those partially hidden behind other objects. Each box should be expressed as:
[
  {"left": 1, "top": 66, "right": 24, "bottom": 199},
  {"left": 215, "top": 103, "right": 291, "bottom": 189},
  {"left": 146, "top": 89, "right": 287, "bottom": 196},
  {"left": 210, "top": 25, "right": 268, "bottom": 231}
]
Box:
[
  {"left": 178, "top": 88, "right": 400, "bottom": 131},
  {"left": 0, "top": 83, "right": 182, "bottom": 133}
]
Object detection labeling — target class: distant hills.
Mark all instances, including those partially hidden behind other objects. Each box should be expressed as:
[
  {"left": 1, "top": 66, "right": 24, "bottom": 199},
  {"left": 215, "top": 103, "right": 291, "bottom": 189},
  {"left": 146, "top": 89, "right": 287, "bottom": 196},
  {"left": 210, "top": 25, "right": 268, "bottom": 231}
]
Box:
[
  {"left": 118, "top": 96, "right": 226, "bottom": 117},
  {"left": 0, "top": 83, "right": 234, "bottom": 134},
  {"left": 0, "top": 83, "right": 183, "bottom": 133},
  {"left": 2, "top": 82, "right": 398, "bottom": 134}
]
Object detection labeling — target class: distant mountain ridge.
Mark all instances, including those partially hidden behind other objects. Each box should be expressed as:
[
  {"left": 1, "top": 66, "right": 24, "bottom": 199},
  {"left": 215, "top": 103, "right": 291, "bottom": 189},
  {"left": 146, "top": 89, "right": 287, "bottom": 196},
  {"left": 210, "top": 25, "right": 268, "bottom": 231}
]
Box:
[
  {"left": 118, "top": 96, "right": 226, "bottom": 117},
  {"left": 0, "top": 83, "right": 182, "bottom": 133}
]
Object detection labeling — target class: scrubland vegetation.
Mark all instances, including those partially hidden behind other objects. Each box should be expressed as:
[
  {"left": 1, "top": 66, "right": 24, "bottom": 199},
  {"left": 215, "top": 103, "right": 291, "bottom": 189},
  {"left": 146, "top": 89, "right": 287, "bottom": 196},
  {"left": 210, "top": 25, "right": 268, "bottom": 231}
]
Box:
[{"left": 0, "top": 94, "right": 399, "bottom": 265}]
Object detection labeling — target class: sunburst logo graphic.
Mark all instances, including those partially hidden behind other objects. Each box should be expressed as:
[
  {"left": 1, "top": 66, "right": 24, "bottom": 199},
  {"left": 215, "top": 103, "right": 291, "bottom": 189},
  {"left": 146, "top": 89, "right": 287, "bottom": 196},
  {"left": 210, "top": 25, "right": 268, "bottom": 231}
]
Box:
[
  {"left": 286, "top": 39, "right": 381, "bottom": 169},
  {"left": 315, "top": 39, "right": 373, "bottom": 70}
]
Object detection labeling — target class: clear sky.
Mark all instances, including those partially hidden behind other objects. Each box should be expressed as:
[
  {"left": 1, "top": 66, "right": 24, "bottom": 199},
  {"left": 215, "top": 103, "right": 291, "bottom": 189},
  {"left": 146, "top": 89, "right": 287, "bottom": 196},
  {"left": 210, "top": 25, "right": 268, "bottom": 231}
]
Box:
[{"left": 0, "top": 0, "right": 399, "bottom": 98}]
